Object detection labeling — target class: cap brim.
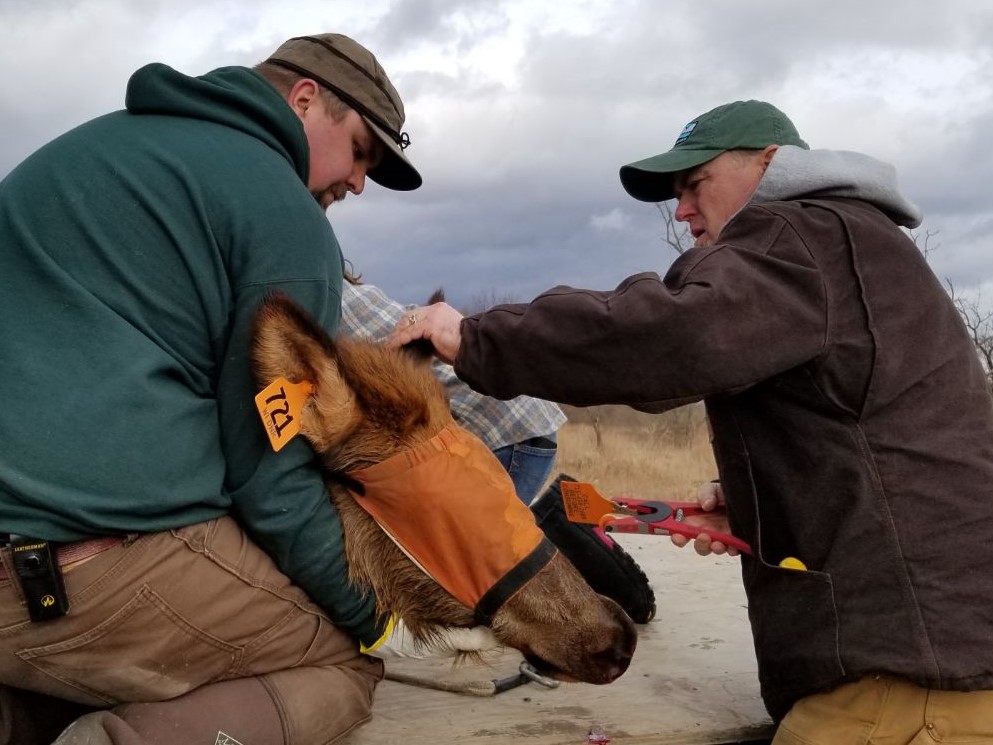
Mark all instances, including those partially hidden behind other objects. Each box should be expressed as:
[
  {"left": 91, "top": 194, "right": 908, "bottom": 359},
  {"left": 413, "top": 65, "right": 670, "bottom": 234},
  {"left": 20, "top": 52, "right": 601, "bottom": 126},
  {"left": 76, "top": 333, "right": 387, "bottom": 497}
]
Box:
[
  {"left": 364, "top": 116, "right": 422, "bottom": 191},
  {"left": 619, "top": 148, "right": 725, "bottom": 202}
]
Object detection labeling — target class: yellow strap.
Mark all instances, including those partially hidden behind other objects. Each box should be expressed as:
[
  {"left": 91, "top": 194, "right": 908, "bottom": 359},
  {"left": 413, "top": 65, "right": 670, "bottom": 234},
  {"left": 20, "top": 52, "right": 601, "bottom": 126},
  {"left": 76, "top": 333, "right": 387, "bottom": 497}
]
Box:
[{"left": 359, "top": 613, "right": 397, "bottom": 654}]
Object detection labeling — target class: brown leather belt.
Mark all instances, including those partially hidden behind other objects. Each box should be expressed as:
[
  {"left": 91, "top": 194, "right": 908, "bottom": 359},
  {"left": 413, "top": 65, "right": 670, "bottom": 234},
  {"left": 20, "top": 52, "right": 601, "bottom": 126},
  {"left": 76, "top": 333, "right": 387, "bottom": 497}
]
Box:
[{"left": 0, "top": 536, "right": 124, "bottom": 581}]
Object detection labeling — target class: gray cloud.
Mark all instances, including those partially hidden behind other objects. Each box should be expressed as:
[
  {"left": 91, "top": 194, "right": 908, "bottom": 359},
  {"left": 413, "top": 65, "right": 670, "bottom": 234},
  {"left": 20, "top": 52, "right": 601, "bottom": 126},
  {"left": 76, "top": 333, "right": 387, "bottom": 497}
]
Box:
[
  {"left": 370, "top": 0, "right": 507, "bottom": 50},
  {"left": 2, "top": 0, "right": 991, "bottom": 311}
]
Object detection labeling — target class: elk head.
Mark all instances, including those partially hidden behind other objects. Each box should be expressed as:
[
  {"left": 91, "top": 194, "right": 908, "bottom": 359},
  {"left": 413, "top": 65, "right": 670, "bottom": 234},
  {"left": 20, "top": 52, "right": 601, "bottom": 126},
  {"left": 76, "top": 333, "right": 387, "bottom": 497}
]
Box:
[{"left": 251, "top": 293, "right": 636, "bottom": 684}]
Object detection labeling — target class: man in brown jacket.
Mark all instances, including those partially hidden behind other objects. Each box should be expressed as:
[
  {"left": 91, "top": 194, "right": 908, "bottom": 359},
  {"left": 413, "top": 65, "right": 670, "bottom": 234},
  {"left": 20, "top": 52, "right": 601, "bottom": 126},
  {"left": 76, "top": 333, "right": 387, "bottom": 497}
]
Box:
[{"left": 392, "top": 100, "right": 993, "bottom": 742}]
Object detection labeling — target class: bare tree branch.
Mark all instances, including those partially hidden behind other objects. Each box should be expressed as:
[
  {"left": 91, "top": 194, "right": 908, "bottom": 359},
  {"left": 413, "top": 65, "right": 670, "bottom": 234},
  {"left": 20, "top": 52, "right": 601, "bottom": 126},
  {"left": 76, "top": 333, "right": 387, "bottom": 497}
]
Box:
[
  {"left": 654, "top": 201, "right": 693, "bottom": 255},
  {"left": 918, "top": 232, "right": 993, "bottom": 391},
  {"left": 909, "top": 226, "right": 941, "bottom": 260},
  {"left": 461, "top": 289, "right": 521, "bottom": 315},
  {"left": 945, "top": 279, "right": 993, "bottom": 389}
]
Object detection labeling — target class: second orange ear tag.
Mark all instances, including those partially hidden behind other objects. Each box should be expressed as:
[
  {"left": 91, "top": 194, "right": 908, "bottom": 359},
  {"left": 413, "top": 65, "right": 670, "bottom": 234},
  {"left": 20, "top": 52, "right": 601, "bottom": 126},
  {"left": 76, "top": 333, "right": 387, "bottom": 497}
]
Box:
[
  {"left": 560, "top": 481, "right": 616, "bottom": 525},
  {"left": 254, "top": 377, "right": 315, "bottom": 452}
]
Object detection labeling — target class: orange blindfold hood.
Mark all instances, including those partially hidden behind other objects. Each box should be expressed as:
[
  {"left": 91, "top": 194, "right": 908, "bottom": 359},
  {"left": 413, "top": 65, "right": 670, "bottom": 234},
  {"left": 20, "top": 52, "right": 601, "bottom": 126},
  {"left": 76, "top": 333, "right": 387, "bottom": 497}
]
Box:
[{"left": 346, "top": 423, "right": 556, "bottom": 621}]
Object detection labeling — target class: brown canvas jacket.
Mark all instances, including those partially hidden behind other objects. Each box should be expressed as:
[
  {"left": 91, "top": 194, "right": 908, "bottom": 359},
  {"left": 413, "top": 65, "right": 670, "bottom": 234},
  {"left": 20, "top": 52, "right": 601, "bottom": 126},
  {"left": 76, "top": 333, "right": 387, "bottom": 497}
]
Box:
[{"left": 455, "top": 197, "right": 993, "bottom": 720}]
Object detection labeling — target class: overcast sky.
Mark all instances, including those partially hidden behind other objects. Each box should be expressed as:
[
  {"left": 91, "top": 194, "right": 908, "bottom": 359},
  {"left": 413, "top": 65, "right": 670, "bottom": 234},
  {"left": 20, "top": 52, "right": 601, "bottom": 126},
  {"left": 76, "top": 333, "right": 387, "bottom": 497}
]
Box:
[{"left": 3, "top": 0, "right": 991, "bottom": 309}]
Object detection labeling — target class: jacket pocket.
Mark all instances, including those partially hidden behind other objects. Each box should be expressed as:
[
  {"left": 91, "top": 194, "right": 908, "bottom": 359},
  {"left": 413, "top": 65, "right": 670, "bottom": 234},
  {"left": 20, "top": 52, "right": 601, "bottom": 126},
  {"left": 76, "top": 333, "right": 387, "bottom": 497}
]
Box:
[
  {"left": 750, "top": 562, "right": 845, "bottom": 720},
  {"left": 17, "top": 584, "right": 241, "bottom": 705}
]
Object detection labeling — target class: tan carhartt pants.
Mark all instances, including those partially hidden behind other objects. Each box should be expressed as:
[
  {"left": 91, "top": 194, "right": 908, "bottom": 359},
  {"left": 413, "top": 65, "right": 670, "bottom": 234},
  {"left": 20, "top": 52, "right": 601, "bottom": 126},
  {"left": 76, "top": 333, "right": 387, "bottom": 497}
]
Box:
[
  {"left": 0, "top": 517, "right": 382, "bottom": 745},
  {"left": 773, "top": 673, "right": 993, "bottom": 744}
]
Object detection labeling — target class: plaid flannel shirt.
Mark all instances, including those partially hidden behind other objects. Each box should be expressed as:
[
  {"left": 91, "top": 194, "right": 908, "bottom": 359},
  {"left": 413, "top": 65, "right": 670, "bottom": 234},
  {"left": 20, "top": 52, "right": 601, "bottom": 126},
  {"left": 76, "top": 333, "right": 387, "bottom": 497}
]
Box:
[{"left": 340, "top": 281, "right": 566, "bottom": 450}]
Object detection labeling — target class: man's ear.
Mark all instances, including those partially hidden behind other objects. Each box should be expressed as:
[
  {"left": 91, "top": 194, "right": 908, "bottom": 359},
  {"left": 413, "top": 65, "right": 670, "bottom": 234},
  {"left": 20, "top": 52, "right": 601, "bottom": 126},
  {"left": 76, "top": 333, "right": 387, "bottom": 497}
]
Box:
[
  {"left": 761, "top": 144, "right": 780, "bottom": 171},
  {"left": 286, "top": 78, "right": 322, "bottom": 118}
]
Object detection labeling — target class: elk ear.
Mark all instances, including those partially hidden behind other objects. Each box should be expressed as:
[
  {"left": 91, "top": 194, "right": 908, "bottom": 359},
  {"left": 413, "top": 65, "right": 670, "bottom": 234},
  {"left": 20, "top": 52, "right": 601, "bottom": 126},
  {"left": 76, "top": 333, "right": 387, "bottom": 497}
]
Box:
[
  {"left": 401, "top": 338, "right": 435, "bottom": 364},
  {"left": 401, "top": 287, "right": 446, "bottom": 364},
  {"left": 252, "top": 295, "right": 368, "bottom": 455},
  {"left": 251, "top": 293, "right": 335, "bottom": 386}
]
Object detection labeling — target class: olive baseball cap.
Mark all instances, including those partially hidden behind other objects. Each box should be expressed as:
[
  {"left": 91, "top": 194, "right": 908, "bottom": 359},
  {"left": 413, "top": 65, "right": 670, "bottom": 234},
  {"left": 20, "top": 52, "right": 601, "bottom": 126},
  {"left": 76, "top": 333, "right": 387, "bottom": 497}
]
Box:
[
  {"left": 266, "top": 34, "right": 422, "bottom": 191},
  {"left": 619, "top": 100, "right": 808, "bottom": 202}
]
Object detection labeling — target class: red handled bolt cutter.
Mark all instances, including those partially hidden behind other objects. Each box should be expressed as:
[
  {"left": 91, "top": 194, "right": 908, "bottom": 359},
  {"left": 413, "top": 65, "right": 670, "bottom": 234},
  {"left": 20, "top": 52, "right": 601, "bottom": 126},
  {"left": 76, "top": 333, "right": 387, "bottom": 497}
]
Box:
[{"left": 559, "top": 481, "right": 752, "bottom": 555}]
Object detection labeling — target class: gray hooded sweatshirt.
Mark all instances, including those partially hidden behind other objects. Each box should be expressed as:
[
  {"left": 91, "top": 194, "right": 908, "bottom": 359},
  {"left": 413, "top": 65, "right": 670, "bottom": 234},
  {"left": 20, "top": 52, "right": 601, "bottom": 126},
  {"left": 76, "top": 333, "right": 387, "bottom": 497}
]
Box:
[{"left": 752, "top": 144, "right": 922, "bottom": 228}]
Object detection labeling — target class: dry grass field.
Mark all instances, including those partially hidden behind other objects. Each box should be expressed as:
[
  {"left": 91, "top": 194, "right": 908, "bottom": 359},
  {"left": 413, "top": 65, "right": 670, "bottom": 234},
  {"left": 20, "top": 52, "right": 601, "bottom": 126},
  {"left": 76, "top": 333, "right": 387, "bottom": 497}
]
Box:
[{"left": 554, "top": 402, "right": 717, "bottom": 502}]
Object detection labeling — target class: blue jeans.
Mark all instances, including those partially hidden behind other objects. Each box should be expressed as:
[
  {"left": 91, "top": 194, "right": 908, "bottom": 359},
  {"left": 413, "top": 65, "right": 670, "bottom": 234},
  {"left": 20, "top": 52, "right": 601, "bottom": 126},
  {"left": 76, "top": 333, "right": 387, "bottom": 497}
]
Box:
[{"left": 492, "top": 434, "right": 558, "bottom": 505}]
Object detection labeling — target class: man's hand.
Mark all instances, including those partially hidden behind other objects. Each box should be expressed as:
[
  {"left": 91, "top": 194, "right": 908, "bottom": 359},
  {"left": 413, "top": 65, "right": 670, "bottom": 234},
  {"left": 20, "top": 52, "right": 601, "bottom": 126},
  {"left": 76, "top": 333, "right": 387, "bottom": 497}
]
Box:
[
  {"left": 363, "top": 616, "right": 500, "bottom": 659},
  {"left": 387, "top": 301, "right": 464, "bottom": 364},
  {"left": 670, "top": 481, "right": 740, "bottom": 557}
]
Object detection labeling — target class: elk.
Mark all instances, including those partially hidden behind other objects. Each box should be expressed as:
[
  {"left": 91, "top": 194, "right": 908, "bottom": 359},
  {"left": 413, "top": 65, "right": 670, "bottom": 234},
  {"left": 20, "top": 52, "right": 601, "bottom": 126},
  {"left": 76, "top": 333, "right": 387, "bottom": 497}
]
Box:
[{"left": 251, "top": 294, "right": 636, "bottom": 684}]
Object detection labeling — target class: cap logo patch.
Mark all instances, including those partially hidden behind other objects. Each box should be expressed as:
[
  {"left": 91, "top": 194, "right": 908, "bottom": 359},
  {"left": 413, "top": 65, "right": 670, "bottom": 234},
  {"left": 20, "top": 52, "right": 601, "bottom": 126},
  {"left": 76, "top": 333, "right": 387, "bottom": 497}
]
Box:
[{"left": 675, "top": 121, "right": 697, "bottom": 144}]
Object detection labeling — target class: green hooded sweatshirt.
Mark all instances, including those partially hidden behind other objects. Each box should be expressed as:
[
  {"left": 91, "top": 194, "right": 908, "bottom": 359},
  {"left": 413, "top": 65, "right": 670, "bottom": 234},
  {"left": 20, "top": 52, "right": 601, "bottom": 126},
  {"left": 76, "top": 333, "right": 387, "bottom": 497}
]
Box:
[{"left": 0, "top": 63, "right": 381, "bottom": 643}]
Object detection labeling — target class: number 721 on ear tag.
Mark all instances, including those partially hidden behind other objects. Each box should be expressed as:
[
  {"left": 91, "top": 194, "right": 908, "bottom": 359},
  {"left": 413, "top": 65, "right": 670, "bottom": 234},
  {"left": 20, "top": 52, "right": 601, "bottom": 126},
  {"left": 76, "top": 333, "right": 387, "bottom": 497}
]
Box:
[{"left": 254, "top": 377, "right": 315, "bottom": 452}]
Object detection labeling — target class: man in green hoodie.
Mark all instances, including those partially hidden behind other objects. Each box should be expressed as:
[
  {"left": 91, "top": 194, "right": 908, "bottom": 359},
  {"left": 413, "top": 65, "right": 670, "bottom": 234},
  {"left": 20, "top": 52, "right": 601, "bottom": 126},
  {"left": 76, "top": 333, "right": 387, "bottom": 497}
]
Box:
[{"left": 0, "top": 33, "right": 431, "bottom": 745}]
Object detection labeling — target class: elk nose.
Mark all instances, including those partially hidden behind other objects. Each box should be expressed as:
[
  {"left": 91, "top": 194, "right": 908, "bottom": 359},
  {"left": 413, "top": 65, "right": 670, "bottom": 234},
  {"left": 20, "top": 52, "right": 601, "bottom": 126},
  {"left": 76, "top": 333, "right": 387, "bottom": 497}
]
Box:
[{"left": 591, "top": 642, "right": 634, "bottom": 684}]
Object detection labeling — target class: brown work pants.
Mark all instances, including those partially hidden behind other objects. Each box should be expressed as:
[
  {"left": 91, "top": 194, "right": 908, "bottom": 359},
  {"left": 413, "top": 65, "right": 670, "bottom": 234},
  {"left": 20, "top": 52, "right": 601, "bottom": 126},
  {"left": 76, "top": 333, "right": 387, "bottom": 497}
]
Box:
[
  {"left": 0, "top": 517, "right": 382, "bottom": 745},
  {"left": 773, "top": 673, "right": 993, "bottom": 744}
]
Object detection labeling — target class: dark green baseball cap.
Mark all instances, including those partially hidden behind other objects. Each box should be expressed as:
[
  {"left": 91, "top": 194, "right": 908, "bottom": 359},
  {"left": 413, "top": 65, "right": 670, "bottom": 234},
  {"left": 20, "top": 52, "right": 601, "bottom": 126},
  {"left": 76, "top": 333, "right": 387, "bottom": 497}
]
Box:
[{"left": 619, "top": 100, "right": 808, "bottom": 202}]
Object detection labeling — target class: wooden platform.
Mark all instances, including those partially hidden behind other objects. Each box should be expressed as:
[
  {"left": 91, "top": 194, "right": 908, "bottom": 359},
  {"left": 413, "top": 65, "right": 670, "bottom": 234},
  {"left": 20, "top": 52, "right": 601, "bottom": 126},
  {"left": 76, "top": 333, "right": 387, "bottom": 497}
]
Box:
[{"left": 345, "top": 535, "right": 775, "bottom": 744}]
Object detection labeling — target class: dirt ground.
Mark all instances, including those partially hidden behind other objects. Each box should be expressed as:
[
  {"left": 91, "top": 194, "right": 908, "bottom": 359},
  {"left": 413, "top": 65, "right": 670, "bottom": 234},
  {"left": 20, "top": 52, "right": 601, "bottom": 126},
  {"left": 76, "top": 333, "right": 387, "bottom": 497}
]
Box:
[{"left": 344, "top": 534, "right": 775, "bottom": 745}]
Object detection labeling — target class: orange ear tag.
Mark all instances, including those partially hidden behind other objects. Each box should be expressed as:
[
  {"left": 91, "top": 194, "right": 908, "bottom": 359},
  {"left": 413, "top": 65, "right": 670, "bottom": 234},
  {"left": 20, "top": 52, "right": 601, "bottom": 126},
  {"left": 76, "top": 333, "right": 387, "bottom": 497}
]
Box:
[
  {"left": 254, "top": 377, "right": 315, "bottom": 452},
  {"left": 560, "top": 481, "right": 617, "bottom": 525}
]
